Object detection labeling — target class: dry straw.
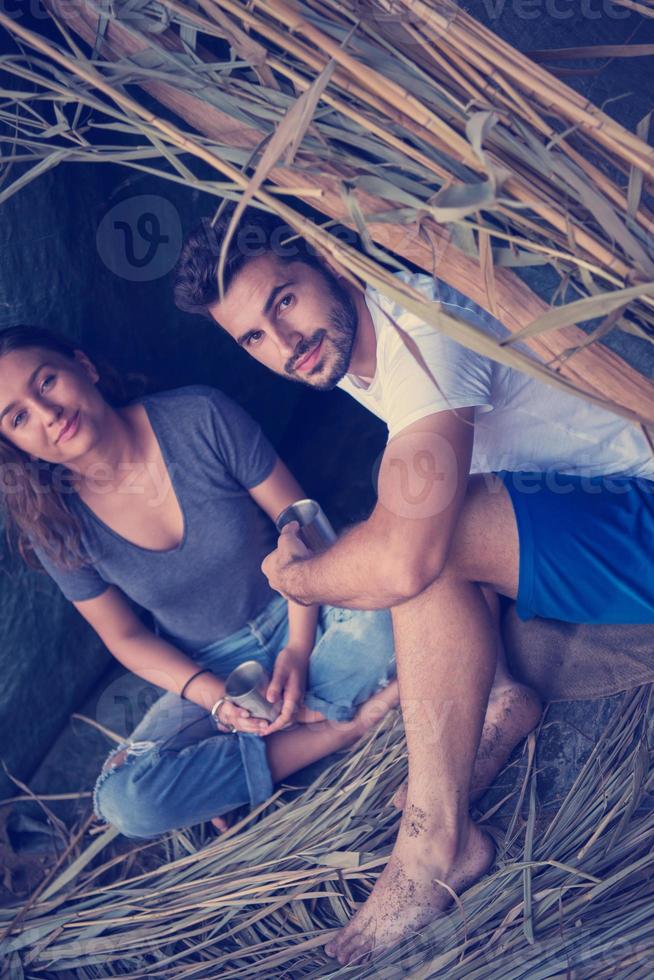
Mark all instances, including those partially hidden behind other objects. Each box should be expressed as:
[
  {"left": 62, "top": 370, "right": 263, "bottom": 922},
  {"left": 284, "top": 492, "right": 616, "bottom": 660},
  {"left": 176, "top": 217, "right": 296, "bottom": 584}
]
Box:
[
  {"left": 1, "top": 1, "right": 654, "bottom": 975},
  {"left": 1, "top": 693, "right": 653, "bottom": 976}
]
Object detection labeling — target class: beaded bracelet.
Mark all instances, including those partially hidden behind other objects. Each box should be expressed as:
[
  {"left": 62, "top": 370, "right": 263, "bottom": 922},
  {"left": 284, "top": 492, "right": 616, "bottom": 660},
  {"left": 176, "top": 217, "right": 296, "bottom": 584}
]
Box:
[{"left": 180, "top": 667, "right": 211, "bottom": 700}]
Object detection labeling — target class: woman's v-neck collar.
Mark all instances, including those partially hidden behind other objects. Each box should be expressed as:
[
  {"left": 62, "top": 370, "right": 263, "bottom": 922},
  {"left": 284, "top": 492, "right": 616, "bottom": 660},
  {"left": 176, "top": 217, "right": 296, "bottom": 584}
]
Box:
[{"left": 74, "top": 398, "right": 188, "bottom": 555}]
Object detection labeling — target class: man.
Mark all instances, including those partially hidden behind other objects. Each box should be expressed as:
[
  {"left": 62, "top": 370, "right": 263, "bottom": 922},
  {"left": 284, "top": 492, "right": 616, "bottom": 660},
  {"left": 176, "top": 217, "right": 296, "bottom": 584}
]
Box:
[{"left": 174, "top": 208, "right": 654, "bottom": 964}]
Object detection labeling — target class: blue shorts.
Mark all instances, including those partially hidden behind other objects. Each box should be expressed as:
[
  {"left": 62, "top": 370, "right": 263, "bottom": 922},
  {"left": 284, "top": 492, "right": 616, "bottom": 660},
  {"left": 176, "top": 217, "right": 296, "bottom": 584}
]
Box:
[{"left": 500, "top": 471, "right": 654, "bottom": 624}]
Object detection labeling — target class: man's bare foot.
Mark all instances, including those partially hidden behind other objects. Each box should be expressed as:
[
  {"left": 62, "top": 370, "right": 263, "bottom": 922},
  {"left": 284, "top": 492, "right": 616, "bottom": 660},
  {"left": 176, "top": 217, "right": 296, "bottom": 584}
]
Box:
[
  {"left": 391, "top": 681, "right": 541, "bottom": 811},
  {"left": 324, "top": 818, "right": 495, "bottom": 965}
]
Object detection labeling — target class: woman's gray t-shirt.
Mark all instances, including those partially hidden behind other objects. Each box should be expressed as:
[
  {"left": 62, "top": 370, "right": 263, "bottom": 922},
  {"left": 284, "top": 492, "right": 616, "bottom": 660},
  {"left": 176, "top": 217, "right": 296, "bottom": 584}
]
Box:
[{"left": 34, "top": 386, "right": 278, "bottom": 651}]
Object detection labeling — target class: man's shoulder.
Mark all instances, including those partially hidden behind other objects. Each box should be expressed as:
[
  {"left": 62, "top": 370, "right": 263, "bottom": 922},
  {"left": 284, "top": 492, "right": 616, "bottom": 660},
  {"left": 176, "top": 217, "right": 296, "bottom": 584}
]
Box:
[
  {"left": 366, "top": 272, "right": 511, "bottom": 363},
  {"left": 365, "top": 273, "right": 469, "bottom": 368},
  {"left": 365, "top": 271, "right": 462, "bottom": 347},
  {"left": 366, "top": 270, "right": 440, "bottom": 318}
]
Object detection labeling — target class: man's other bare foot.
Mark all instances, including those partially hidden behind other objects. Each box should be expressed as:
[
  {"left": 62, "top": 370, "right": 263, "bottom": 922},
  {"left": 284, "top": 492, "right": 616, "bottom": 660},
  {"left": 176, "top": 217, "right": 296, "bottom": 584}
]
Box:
[
  {"left": 324, "top": 818, "right": 495, "bottom": 965},
  {"left": 391, "top": 681, "right": 541, "bottom": 811}
]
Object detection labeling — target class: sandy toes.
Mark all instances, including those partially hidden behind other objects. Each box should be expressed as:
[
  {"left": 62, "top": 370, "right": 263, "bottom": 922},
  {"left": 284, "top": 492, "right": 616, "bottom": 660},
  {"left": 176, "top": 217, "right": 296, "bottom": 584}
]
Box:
[{"left": 324, "top": 819, "right": 495, "bottom": 965}]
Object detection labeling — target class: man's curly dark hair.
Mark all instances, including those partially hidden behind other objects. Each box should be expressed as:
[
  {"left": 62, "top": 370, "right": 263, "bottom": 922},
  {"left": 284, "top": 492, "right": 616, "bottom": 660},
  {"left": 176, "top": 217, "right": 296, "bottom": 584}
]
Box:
[{"left": 173, "top": 205, "right": 323, "bottom": 318}]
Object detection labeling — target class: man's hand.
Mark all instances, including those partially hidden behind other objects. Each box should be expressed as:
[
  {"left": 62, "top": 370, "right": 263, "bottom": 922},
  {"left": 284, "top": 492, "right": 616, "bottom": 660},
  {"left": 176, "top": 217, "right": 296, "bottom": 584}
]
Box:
[
  {"left": 262, "top": 522, "right": 311, "bottom": 600},
  {"left": 263, "top": 646, "right": 309, "bottom": 735}
]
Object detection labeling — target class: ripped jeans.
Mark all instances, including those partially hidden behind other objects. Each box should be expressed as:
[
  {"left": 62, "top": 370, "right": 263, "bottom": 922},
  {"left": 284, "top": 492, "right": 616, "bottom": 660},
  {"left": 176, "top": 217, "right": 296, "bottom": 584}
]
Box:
[{"left": 94, "top": 596, "right": 395, "bottom": 839}]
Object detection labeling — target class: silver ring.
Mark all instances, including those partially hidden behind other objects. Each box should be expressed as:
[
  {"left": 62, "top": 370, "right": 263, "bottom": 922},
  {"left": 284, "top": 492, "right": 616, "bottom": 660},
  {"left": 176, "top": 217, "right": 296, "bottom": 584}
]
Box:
[{"left": 230, "top": 724, "right": 237, "bottom": 734}]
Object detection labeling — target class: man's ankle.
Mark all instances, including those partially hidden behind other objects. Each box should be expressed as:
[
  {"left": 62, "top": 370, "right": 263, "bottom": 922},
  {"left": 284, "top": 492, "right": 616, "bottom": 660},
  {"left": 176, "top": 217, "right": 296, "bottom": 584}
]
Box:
[{"left": 400, "top": 804, "right": 473, "bottom": 854}]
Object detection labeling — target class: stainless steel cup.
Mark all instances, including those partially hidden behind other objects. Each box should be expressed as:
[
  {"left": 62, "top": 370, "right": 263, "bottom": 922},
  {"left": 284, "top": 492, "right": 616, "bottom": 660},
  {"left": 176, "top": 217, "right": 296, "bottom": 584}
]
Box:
[
  {"left": 275, "top": 498, "right": 337, "bottom": 552},
  {"left": 224, "top": 660, "right": 281, "bottom": 723}
]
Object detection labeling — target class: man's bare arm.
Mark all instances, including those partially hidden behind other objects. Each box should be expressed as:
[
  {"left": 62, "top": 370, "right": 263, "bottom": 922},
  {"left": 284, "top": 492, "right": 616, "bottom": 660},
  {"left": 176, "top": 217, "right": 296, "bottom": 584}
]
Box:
[{"left": 262, "top": 408, "right": 475, "bottom": 608}]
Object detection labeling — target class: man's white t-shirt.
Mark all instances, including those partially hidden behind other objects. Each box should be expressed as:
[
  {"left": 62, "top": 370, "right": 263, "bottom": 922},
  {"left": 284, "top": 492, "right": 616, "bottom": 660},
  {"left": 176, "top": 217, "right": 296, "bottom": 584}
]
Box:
[{"left": 337, "top": 272, "right": 654, "bottom": 479}]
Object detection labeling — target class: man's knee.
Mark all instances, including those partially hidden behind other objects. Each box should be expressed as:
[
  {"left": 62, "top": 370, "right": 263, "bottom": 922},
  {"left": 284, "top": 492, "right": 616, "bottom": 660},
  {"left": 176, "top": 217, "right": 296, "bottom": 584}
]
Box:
[{"left": 446, "top": 474, "right": 518, "bottom": 588}]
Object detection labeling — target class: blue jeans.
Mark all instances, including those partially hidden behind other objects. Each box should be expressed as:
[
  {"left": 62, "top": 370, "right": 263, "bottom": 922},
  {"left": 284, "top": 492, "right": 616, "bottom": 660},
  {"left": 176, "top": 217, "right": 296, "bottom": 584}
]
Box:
[{"left": 94, "top": 597, "right": 395, "bottom": 839}]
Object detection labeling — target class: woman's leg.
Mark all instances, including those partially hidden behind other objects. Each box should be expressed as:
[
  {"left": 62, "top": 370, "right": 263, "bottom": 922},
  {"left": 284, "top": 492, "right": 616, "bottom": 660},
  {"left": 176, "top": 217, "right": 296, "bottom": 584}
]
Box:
[
  {"left": 266, "top": 680, "right": 400, "bottom": 780},
  {"left": 95, "top": 618, "right": 399, "bottom": 839},
  {"left": 97, "top": 687, "right": 400, "bottom": 839},
  {"left": 300, "top": 607, "right": 397, "bottom": 725},
  {"left": 94, "top": 690, "right": 222, "bottom": 837}
]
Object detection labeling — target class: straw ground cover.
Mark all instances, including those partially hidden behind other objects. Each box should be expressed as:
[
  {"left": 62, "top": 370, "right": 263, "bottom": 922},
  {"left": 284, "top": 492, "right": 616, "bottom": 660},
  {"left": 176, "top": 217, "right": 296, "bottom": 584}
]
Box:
[
  {"left": 1, "top": 1, "right": 654, "bottom": 975},
  {"left": 1, "top": 688, "right": 654, "bottom": 976}
]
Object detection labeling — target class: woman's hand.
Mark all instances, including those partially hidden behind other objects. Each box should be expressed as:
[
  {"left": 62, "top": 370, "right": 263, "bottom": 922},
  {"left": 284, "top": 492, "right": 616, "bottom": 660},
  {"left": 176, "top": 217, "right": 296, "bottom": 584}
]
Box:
[
  {"left": 214, "top": 699, "right": 270, "bottom": 736},
  {"left": 263, "top": 646, "right": 309, "bottom": 735}
]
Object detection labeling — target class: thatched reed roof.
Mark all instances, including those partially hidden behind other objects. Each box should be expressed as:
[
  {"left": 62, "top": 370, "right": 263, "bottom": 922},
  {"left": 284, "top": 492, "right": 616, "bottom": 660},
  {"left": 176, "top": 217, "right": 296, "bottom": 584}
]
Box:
[{"left": 1, "top": 0, "right": 653, "bottom": 424}]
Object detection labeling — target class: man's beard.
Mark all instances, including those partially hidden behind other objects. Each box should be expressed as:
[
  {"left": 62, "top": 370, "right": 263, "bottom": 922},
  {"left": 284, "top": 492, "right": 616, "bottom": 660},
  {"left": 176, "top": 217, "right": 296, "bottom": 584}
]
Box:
[{"left": 284, "top": 275, "right": 358, "bottom": 390}]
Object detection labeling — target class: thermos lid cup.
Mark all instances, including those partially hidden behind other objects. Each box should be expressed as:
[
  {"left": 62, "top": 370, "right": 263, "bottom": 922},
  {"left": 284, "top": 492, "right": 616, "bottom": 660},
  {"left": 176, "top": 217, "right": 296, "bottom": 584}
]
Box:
[{"left": 275, "top": 498, "right": 337, "bottom": 552}]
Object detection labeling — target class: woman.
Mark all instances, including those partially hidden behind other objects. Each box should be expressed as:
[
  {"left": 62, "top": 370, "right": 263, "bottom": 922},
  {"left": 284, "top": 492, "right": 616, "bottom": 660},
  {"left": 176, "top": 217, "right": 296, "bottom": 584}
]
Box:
[{"left": 0, "top": 326, "right": 397, "bottom": 839}]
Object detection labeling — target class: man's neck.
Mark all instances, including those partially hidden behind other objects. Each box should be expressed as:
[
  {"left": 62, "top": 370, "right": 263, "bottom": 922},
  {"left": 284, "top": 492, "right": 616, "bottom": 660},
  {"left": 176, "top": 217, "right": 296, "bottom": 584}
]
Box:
[{"left": 347, "top": 283, "right": 377, "bottom": 380}]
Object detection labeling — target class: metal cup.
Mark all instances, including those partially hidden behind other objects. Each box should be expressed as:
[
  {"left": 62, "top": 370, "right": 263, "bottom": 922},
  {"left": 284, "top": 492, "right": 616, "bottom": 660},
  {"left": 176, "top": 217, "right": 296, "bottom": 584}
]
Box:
[
  {"left": 275, "top": 498, "right": 337, "bottom": 553},
  {"left": 224, "top": 660, "right": 281, "bottom": 723}
]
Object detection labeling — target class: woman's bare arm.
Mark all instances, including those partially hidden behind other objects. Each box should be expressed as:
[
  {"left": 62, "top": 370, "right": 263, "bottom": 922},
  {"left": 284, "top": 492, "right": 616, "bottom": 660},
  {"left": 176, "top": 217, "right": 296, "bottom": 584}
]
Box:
[
  {"left": 248, "top": 457, "right": 320, "bottom": 653},
  {"left": 74, "top": 586, "right": 226, "bottom": 710}
]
